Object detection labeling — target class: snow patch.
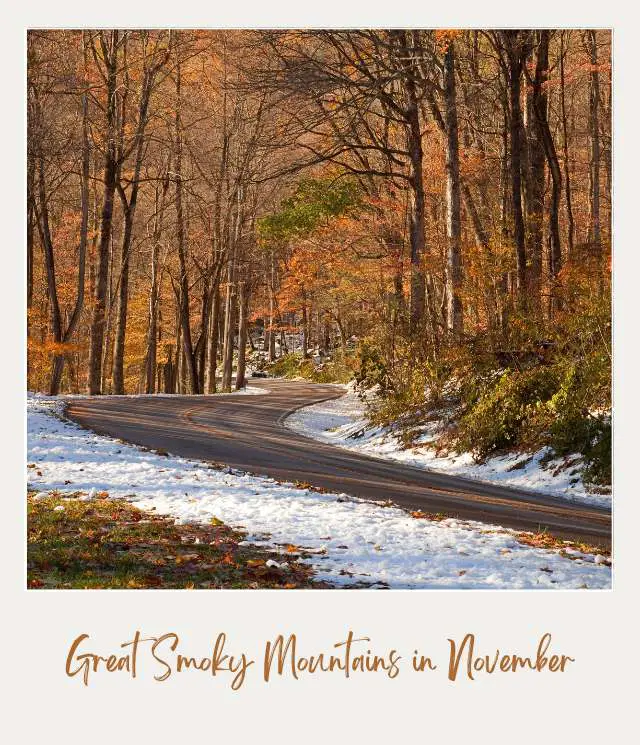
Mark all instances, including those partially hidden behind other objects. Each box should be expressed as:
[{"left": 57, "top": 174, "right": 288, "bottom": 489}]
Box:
[
  {"left": 26, "top": 395, "right": 611, "bottom": 589},
  {"left": 28, "top": 386, "right": 269, "bottom": 401},
  {"left": 285, "top": 385, "right": 611, "bottom": 510}
]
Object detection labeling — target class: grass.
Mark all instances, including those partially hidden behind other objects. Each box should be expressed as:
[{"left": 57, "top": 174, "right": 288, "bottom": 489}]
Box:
[
  {"left": 266, "top": 352, "right": 355, "bottom": 384},
  {"left": 27, "top": 492, "right": 326, "bottom": 589}
]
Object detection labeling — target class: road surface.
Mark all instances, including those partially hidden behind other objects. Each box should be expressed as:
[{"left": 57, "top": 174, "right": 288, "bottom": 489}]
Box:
[{"left": 66, "top": 379, "right": 612, "bottom": 548}]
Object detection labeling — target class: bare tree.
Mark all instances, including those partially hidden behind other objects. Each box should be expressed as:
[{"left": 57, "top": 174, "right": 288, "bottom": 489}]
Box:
[{"left": 443, "top": 38, "right": 463, "bottom": 334}]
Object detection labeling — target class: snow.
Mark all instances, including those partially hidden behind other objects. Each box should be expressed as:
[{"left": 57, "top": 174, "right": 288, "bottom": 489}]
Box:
[
  {"left": 286, "top": 385, "right": 612, "bottom": 510},
  {"left": 26, "top": 394, "right": 611, "bottom": 589}
]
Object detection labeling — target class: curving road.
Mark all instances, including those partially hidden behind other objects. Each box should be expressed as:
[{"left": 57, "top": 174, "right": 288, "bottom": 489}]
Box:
[{"left": 66, "top": 379, "right": 611, "bottom": 548}]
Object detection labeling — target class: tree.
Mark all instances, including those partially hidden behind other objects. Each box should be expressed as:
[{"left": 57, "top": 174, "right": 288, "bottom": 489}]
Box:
[
  {"left": 111, "top": 32, "right": 171, "bottom": 394},
  {"left": 497, "top": 30, "right": 529, "bottom": 304},
  {"left": 27, "top": 28, "right": 611, "bottom": 412},
  {"left": 584, "top": 30, "right": 601, "bottom": 256},
  {"left": 442, "top": 35, "right": 463, "bottom": 334},
  {"left": 87, "top": 30, "right": 122, "bottom": 395},
  {"left": 29, "top": 31, "right": 90, "bottom": 395}
]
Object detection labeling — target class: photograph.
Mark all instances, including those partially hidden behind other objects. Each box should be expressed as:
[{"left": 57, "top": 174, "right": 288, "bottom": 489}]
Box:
[{"left": 26, "top": 28, "right": 612, "bottom": 590}]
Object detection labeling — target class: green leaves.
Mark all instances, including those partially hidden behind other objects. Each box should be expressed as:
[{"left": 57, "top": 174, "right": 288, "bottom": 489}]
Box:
[{"left": 258, "top": 177, "right": 362, "bottom": 247}]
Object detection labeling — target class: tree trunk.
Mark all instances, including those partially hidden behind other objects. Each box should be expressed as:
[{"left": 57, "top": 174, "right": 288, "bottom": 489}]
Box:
[
  {"left": 27, "top": 143, "right": 34, "bottom": 314},
  {"left": 525, "top": 52, "right": 545, "bottom": 308},
  {"left": 162, "top": 348, "right": 175, "bottom": 393},
  {"left": 144, "top": 252, "right": 158, "bottom": 395},
  {"left": 323, "top": 315, "right": 331, "bottom": 352},
  {"left": 173, "top": 35, "right": 200, "bottom": 394},
  {"left": 559, "top": 31, "right": 575, "bottom": 257},
  {"left": 267, "top": 251, "right": 276, "bottom": 362},
  {"left": 205, "top": 283, "right": 221, "bottom": 393},
  {"left": 235, "top": 280, "right": 249, "bottom": 390},
  {"left": 111, "top": 211, "right": 132, "bottom": 394},
  {"left": 35, "top": 152, "right": 63, "bottom": 393},
  {"left": 395, "top": 31, "right": 426, "bottom": 333},
  {"left": 221, "top": 246, "right": 238, "bottom": 392},
  {"left": 443, "top": 41, "right": 463, "bottom": 335},
  {"left": 424, "top": 89, "right": 489, "bottom": 255},
  {"left": 101, "top": 226, "right": 117, "bottom": 393},
  {"left": 585, "top": 30, "right": 601, "bottom": 256},
  {"left": 532, "top": 31, "right": 563, "bottom": 314},
  {"left": 498, "top": 94, "right": 511, "bottom": 331},
  {"left": 193, "top": 277, "right": 211, "bottom": 390},
  {"left": 504, "top": 31, "right": 527, "bottom": 304},
  {"left": 111, "top": 64, "right": 158, "bottom": 394},
  {"left": 143, "top": 176, "right": 168, "bottom": 394},
  {"left": 88, "top": 31, "right": 119, "bottom": 395},
  {"left": 301, "top": 291, "right": 310, "bottom": 358},
  {"left": 31, "top": 38, "right": 90, "bottom": 396}
]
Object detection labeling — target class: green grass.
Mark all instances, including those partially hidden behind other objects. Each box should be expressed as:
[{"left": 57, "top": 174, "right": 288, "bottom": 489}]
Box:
[
  {"left": 27, "top": 492, "right": 324, "bottom": 589},
  {"left": 267, "top": 352, "right": 355, "bottom": 384}
]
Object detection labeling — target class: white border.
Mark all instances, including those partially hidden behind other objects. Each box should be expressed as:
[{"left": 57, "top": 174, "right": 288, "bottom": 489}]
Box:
[{"left": 4, "top": 3, "right": 638, "bottom": 742}]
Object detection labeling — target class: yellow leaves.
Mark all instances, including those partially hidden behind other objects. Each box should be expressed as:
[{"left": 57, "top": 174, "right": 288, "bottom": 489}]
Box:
[{"left": 459, "top": 148, "right": 485, "bottom": 180}]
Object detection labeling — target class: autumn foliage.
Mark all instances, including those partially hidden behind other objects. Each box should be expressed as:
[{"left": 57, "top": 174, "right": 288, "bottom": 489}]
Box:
[{"left": 27, "top": 29, "right": 611, "bottom": 481}]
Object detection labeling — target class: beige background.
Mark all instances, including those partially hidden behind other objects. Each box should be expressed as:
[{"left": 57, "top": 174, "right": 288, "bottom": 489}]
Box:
[{"left": 5, "top": 3, "right": 637, "bottom": 742}]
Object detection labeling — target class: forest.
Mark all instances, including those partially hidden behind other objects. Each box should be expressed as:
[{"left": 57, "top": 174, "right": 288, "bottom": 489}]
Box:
[{"left": 27, "top": 29, "right": 611, "bottom": 484}]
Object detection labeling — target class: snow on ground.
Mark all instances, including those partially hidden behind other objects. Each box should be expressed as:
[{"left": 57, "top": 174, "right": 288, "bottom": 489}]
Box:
[
  {"left": 286, "top": 385, "right": 611, "bottom": 510},
  {"left": 26, "top": 395, "right": 611, "bottom": 589}
]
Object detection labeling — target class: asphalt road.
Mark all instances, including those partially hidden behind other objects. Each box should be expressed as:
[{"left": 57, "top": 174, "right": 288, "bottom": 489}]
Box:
[{"left": 66, "top": 379, "right": 612, "bottom": 548}]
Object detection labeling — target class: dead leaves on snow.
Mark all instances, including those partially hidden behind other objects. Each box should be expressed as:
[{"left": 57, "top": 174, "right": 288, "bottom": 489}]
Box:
[{"left": 26, "top": 492, "right": 323, "bottom": 590}]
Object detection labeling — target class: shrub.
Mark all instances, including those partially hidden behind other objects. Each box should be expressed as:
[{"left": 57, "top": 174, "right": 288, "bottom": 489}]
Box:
[
  {"left": 582, "top": 419, "right": 611, "bottom": 485},
  {"left": 354, "top": 341, "right": 391, "bottom": 393},
  {"left": 266, "top": 352, "right": 355, "bottom": 384},
  {"left": 456, "top": 367, "right": 559, "bottom": 460},
  {"left": 267, "top": 353, "right": 302, "bottom": 378}
]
